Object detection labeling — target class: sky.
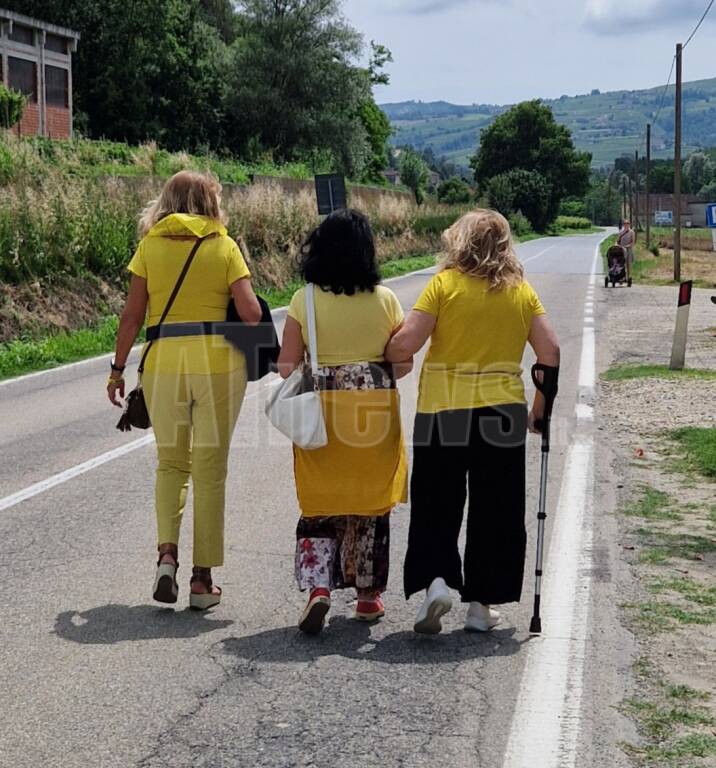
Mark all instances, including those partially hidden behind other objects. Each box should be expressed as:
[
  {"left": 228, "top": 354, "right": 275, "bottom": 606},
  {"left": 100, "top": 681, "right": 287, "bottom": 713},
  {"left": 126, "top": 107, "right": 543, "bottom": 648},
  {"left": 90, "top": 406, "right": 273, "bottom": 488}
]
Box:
[{"left": 342, "top": 0, "right": 716, "bottom": 105}]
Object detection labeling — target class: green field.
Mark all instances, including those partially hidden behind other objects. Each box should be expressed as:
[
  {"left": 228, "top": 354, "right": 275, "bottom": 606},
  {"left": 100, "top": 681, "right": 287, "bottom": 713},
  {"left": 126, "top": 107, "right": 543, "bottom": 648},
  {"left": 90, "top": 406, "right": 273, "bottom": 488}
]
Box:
[{"left": 382, "top": 77, "right": 716, "bottom": 169}]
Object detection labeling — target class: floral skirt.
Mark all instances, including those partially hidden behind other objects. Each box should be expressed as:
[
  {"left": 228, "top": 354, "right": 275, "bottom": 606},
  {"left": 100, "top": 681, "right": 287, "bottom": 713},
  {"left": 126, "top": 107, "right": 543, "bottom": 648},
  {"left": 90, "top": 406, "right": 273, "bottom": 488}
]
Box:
[{"left": 295, "top": 514, "right": 390, "bottom": 593}]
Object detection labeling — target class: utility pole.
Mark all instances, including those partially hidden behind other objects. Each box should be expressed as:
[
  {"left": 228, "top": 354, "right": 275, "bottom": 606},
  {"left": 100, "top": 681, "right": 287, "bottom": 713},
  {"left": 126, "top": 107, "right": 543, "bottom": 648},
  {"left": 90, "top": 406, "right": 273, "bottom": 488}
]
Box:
[
  {"left": 622, "top": 177, "right": 628, "bottom": 223},
  {"left": 646, "top": 123, "right": 652, "bottom": 249},
  {"left": 606, "top": 170, "right": 613, "bottom": 225},
  {"left": 628, "top": 176, "right": 634, "bottom": 223},
  {"left": 674, "top": 42, "right": 683, "bottom": 282},
  {"left": 634, "top": 149, "right": 641, "bottom": 231}
]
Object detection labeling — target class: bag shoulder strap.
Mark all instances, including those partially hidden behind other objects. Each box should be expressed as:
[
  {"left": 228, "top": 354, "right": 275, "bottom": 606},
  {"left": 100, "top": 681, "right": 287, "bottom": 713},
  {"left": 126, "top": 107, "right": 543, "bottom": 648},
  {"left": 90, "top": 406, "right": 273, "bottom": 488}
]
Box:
[
  {"left": 304, "top": 283, "right": 319, "bottom": 377},
  {"left": 138, "top": 235, "right": 209, "bottom": 374}
]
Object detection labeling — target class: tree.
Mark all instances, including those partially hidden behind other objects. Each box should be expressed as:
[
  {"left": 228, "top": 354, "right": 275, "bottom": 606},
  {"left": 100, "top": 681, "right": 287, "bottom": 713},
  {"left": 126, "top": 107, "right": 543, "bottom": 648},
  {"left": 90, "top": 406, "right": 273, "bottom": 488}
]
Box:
[
  {"left": 437, "top": 177, "right": 473, "bottom": 205},
  {"left": 9, "top": 0, "right": 231, "bottom": 150},
  {"left": 471, "top": 100, "right": 591, "bottom": 230},
  {"left": 359, "top": 100, "right": 392, "bottom": 184},
  {"left": 582, "top": 178, "right": 621, "bottom": 226},
  {"left": 399, "top": 149, "right": 430, "bottom": 205},
  {"left": 487, "top": 169, "right": 554, "bottom": 231},
  {"left": 228, "top": 0, "right": 372, "bottom": 176},
  {"left": 684, "top": 152, "right": 715, "bottom": 194},
  {"left": 0, "top": 84, "right": 25, "bottom": 129},
  {"left": 368, "top": 41, "right": 393, "bottom": 86},
  {"left": 699, "top": 180, "right": 716, "bottom": 200},
  {"left": 650, "top": 161, "right": 675, "bottom": 194}
]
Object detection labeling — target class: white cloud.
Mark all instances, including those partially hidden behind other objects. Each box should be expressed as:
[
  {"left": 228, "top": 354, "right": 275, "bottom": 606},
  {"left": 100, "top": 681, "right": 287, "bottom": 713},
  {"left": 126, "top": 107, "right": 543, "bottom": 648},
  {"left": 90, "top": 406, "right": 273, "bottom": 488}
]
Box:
[
  {"left": 585, "top": 0, "right": 711, "bottom": 33},
  {"left": 396, "top": 0, "right": 504, "bottom": 15}
]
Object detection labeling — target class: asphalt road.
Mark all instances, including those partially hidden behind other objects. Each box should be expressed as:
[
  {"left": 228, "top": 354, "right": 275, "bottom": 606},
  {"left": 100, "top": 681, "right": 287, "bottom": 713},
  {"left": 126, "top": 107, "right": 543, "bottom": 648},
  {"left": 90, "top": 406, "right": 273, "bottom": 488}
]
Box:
[{"left": 0, "top": 231, "right": 632, "bottom": 768}]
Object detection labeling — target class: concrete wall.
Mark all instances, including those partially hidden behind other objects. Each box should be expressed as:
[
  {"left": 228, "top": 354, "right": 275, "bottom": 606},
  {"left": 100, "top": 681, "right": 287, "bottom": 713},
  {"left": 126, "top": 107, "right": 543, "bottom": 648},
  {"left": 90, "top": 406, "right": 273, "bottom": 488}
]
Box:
[{"left": 251, "top": 174, "right": 414, "bottom": 206}]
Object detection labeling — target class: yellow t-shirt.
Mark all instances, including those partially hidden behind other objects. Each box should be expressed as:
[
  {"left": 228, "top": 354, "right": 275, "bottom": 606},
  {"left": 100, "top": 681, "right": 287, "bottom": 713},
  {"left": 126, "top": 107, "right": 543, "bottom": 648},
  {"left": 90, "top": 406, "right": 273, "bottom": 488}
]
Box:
[
  {"left": 128, "top": 214, "right": 251, "bottom": 374},
  {"left": 414, "top": 269, "right": 545, "bottom": 413},
  {"left": 287, "top": 285, "right": 404, "bottom": 367}
]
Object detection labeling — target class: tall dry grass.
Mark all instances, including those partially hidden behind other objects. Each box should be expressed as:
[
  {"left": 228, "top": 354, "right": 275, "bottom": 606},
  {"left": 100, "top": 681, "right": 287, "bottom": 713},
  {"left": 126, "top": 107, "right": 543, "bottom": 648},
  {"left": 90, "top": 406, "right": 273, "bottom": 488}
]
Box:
[{"left": 1, "top": 132, "right": 465, "bottom": 290}]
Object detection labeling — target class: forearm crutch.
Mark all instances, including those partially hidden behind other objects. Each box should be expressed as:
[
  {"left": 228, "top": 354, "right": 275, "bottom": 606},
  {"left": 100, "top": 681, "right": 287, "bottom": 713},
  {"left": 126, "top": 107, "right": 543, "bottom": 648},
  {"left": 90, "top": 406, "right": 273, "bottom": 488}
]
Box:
[{"left": 529, "top": 363, "right": 560, "bottom": 635}]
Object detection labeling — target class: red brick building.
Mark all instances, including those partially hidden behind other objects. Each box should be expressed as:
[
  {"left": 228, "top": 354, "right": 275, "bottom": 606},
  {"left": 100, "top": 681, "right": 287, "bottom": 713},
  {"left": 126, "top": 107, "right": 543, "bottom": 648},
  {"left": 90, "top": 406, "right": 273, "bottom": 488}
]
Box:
[{"left": 0, "top": 9, "right": 79, "bottom": 139}]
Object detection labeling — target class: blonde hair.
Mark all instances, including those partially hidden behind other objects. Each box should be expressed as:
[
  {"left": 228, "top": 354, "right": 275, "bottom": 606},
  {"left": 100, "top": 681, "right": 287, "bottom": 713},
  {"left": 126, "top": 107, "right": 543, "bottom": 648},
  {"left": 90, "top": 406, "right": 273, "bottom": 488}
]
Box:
[
  {"left": 138, "top": 170, "right": 227, "bottom": 237},
  {"left": 440, "top": 208, "right": 524, "bottom": 290}
]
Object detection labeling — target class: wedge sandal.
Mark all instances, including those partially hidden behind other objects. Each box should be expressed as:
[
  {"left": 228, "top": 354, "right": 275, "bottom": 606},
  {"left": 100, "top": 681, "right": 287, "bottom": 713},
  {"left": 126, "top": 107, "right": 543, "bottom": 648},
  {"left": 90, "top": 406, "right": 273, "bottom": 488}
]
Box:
[{"left": 189, "top": 568, "right": 222, "bottom": 611}]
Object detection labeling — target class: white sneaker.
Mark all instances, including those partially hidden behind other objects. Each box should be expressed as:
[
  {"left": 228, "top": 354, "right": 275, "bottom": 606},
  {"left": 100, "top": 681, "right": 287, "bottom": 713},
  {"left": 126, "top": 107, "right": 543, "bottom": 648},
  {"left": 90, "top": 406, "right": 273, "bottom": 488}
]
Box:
[
  {"left": 465, "top": 602, "right": 501, "bottom": 633},
  {"left": 413, "top": 577, "right": 453, "bottom": 634}
]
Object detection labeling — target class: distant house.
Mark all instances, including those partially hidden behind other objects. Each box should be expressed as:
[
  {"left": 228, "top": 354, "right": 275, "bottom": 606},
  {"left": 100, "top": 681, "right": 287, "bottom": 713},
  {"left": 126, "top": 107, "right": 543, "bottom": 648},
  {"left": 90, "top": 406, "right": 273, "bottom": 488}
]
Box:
[
  {"left": 428, "top": 171, "right": 441, "bottom": 189},
  {"left": 0, "top": 8, "right": 80, "bottom": 139},
  {"left": 635, "top": 193, "right": 708, "bottom": 228}
]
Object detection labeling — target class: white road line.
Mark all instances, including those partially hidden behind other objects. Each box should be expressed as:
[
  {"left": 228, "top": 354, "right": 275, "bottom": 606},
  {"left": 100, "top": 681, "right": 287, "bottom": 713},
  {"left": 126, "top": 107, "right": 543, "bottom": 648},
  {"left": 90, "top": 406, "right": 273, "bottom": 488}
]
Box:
[
  {"left": 502, "top": 239, "right": 602, "bottom": 768},
  {"left": 0, "top": 391, "right": 259, "bottom": 513},
  {"left": 0, "top": 435, "right": 155, "bottom": 513},
  {"left": 521, "top": 245, "right": 555, "bottom": 265}
]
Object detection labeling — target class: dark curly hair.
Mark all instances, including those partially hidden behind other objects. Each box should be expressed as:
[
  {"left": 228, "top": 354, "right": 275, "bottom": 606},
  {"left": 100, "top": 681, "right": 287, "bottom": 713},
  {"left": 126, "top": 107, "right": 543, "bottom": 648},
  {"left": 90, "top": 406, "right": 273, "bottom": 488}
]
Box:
[{"left": 299, "top": 209, "right": 380, "bottom": 295}]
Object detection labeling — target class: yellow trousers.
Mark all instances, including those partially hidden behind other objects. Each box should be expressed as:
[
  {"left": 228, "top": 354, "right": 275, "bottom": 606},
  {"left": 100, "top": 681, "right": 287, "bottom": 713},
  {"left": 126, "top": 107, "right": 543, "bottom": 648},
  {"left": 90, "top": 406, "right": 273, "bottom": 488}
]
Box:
[{"left": 143, "top": 368, "right": 247, "bottom": 567}]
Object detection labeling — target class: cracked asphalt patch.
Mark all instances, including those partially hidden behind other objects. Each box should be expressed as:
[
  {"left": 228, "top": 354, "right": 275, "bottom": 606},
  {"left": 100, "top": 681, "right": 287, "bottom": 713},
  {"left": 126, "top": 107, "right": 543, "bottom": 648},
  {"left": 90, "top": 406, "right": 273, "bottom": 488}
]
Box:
[{"left": 138, "top": 607, "right": 521, "bottom": 768}]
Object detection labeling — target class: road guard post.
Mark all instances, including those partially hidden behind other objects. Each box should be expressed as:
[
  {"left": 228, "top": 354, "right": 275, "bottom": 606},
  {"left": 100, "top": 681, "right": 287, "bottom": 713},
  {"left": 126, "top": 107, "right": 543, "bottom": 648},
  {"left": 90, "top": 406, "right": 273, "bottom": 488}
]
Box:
[{"left": 670, "top": 281, "right": 693, "bottom": 371}]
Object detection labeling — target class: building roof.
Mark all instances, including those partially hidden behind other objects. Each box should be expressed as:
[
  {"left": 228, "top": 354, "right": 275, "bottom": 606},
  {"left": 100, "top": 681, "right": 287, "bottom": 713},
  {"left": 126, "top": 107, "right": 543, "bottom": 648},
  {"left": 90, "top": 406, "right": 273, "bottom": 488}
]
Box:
[{"left": 0, "top": 8, "right": 80, "bottom": 40}]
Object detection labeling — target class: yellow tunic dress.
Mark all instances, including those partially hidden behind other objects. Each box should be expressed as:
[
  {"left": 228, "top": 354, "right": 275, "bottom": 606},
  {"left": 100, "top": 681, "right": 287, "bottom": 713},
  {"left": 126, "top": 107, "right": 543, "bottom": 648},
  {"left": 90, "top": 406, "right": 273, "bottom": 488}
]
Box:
[{"left": 287, "top": 285, "right": 409, "bottom": 518}]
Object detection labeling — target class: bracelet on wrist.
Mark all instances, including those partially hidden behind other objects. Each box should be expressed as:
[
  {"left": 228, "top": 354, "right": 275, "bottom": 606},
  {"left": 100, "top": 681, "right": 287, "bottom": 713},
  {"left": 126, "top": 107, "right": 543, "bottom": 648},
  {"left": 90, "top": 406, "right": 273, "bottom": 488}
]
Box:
[
  {"left": 111, "top": 360, "right": 126, "bottom": 373},
  {"left": 107, "top": 375, "right": 124, "bottom": 386}
]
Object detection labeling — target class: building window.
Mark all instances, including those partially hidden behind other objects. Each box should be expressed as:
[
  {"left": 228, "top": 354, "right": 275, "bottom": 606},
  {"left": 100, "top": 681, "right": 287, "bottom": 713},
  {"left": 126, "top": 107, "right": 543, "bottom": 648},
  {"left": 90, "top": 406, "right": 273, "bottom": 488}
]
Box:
[
  {"left": 8, "top": 57, "right": 38, "bottom": 103},
  {"left": 45, "top": 65, "right": 69, "bottom": 108},
  {"left": 45, "top": 34, "right": 67, "bottom": 54},
  {"left": 9, "top": 23, "right": 35, "bottom": 46}
]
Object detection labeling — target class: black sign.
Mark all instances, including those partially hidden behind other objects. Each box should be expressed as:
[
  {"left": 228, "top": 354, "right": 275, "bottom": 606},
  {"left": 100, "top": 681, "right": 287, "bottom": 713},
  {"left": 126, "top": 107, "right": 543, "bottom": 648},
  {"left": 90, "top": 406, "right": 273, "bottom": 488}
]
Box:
[{"left": 315, "top": 174, "right": 347, "bottom": 216}]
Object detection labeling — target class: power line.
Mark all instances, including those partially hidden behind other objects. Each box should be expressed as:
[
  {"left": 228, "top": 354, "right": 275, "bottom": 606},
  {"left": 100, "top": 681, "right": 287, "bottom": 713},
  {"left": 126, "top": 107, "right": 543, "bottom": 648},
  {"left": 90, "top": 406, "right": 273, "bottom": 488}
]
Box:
[
  {"left": 684, "top": 0, "right": 715, "bottom": 49},
  {"left": 652, "top": 55, "right": 676, "bottom": 128}
]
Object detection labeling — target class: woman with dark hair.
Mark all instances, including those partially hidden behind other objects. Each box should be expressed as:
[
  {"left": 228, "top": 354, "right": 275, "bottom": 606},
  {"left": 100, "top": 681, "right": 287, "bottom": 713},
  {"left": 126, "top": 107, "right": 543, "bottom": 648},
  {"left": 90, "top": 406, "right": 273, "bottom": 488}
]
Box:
[{"left": 277, "top": 209, "right": 410, "bottom": 634}]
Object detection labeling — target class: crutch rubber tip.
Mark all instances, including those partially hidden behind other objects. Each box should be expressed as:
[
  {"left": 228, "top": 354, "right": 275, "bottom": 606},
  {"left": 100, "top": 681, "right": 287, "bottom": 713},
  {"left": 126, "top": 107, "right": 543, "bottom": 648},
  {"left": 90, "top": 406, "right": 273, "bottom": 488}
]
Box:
[{"left": 529, "top": 616, "right": 542, "bottom": 634}]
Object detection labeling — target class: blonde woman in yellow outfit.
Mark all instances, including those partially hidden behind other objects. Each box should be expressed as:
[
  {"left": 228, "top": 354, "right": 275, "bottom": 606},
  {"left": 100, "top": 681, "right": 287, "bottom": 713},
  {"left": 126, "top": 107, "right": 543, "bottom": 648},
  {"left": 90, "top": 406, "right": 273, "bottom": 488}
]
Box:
[
  {"left": 107, "top": 171, "right": 261, "bottom": 609},
  {"left": 386, "top": 209, "right": 560, "bottom": 635}
]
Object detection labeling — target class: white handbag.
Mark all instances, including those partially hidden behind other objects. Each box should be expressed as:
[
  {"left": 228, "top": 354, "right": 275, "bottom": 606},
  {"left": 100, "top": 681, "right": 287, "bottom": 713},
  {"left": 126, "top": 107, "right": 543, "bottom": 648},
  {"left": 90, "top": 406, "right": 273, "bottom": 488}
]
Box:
[{"left": 264, "top": 283, "right": 328, "bottom": 450}]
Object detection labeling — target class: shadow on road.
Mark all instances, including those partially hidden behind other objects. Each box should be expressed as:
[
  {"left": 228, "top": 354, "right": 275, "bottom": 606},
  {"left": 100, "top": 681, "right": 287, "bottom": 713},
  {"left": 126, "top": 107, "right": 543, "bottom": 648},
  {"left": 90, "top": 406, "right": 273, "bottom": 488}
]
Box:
[
  {"left": 54, "top": 604, "right": 233, "bottom": 644},
  {"left": 221, "top": 616, "right": 527, "bottom": 665}
]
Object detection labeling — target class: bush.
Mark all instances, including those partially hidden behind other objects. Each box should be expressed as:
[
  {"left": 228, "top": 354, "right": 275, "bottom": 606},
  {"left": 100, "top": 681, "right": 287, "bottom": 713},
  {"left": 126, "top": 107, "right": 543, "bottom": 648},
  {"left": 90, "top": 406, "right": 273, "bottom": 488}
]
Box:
[
  {"left": 560, "top": 199, "right": 587, "bottom": 218},
  {"left": 555, "top": 215, "right": 592, "bottom": 230},
  {"left": 488, "top": 169, "right": 555, "bottom": 232},
  {"left": 437, "top": 177, "right": 473, "bottom": 205},
  {"left": 487, "top": 174, "right": 515, "bottom": 217},
  {"left": 508, "top": 211, "right": 533, "bottom": 237},
  {"left": 0, "top": 84, "right": 25, "bottom": 129}
]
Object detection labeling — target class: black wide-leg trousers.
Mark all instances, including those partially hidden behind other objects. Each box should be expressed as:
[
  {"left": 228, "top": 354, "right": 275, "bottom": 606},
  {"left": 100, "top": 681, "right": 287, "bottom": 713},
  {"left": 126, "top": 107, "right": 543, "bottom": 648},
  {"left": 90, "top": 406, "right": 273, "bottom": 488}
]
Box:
[{"left": 403, "top": 404, "right": 528, "bottom": 605}]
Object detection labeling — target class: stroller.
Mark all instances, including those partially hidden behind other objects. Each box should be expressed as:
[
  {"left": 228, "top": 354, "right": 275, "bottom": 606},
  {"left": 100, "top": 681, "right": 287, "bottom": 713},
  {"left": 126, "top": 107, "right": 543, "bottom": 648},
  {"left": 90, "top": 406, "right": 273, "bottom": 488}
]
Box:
[{"left": 605, "top": 245, "right": 632, "bottom": 288}]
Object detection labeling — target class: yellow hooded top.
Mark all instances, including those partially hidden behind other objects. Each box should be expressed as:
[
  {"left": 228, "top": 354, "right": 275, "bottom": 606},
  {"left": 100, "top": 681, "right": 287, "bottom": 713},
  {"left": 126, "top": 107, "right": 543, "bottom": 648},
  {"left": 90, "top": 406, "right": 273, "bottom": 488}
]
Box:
[{"left": 128, "top": 214, "right": 250, "bottom": 375}]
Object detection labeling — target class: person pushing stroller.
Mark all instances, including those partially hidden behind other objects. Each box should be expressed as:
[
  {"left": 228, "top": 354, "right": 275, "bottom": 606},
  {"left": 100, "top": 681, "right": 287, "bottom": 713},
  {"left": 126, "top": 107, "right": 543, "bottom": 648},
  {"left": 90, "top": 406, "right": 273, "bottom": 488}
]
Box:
[{"left": 617, "top": 220, "right": 637, "bottom": 280}]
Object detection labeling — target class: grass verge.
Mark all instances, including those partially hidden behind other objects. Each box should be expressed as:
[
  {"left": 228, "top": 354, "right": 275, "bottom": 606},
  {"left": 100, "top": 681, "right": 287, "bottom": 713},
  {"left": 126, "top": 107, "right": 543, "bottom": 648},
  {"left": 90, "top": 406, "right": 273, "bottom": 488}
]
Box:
[
  {"left": 669, "top": 427, "right": 716, "bottom": 479},
  {"left": 602, "top": 364, "right": 716, "bottom": 382},
  {"left": 621, "top": 662, "right": 716, "bottom": 764},
  {"left": 0, "top": 317, "right": 138, "bottom": 380},
  {"left": 622, "top": 486, "right": 681, "bottom": 521}
]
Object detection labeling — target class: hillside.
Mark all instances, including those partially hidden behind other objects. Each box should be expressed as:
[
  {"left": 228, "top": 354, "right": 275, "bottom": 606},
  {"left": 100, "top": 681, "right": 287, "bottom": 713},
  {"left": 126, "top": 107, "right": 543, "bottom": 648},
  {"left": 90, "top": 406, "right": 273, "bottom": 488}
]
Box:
[{"left": 382, "top": 77, "right": 716, "bottom": 169}]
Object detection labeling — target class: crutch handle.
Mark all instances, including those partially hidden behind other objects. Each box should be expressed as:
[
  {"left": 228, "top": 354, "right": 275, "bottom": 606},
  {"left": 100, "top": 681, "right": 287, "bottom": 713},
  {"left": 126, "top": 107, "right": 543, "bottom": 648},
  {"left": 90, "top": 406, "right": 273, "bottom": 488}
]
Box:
[{"left": 531, "top": 364, "right": 560, "bottom": 451}]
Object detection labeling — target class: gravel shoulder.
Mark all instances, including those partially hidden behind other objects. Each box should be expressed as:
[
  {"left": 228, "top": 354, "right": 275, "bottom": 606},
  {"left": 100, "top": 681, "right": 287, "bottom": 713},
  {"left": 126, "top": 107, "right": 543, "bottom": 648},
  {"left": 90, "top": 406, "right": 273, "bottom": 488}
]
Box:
[{"left": 598, "top": 283, "right": 716, "bottom": 766}]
